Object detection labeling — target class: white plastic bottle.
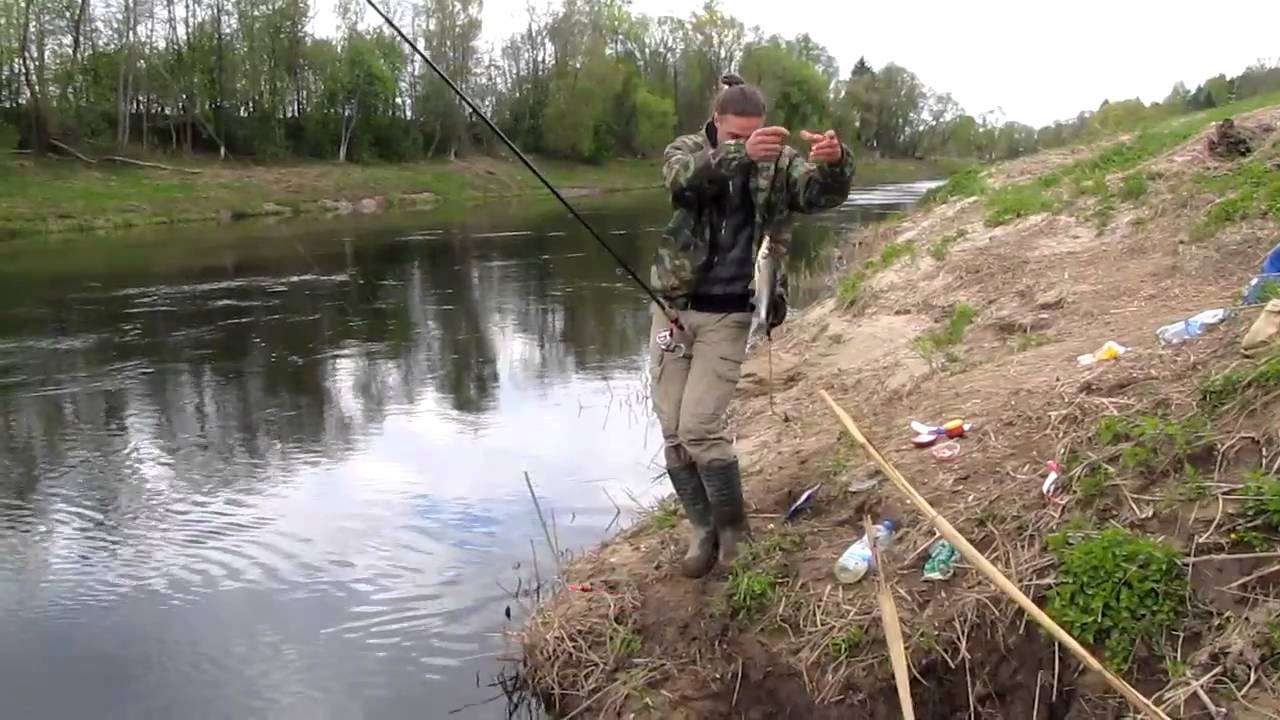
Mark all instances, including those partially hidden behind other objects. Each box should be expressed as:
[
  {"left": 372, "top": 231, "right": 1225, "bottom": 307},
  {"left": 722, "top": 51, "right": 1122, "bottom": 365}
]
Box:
[{"left": 833, "top": 519, "right": 895, "bottom": 583}]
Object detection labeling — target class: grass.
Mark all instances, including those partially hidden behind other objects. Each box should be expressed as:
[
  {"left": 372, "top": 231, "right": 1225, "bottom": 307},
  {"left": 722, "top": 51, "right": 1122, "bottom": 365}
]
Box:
[
  {"left": 606, "top": 619, "right": 643, "bottom": 657},
  {"left": 984, "top": 183, "right": 1056, "bottom": 226},
  {"left": 1190, "top": 152, "right": 1280, "bottom": 240},
  {"left": 0, "top": 154, "right": 661, "bottom": 237},
  {"left": 1075, "top": 464, "right": 1114, "bottom": 499},
  {"left": 1012, "top": 332, "right": 1053, "bottom": 352},
  {"left": 837, "top": 239, "right": 917, "bottom": 307},
  {"left": 912, "top": 303, "right": 977, "bottom": 358},
  {"left": 828, "top": 625, "right": 868, "bottom": 660},
  {"left": 650, "top": 497, "right": 679, "bottom": 530},
  {"left": 1046, "top": 527, "right": 1186, "bottom": 670},
  {"left": 928, "top": 229, "right": 967, "bottom": 261},
  {"left": 1118, "top": 172, "right": 1151, "bottom": 201},
  {"left": 1093, "top": 413, "right": 1211, "bottom": 475},
  {"left": 720, "top": 533, "right": 800, "bottom": 620},
  {"left": 969, "top": 91, "right": 1280, "bottom": 233},
  {"left": 1242, "top": 470, "right": 1280, "bottom": 531},
  {"left": 921, "top": 165, "right": 987, "bottom": 205},
  {"left": 1199, "top": 352, "right": 1280, "bottom": 411}
]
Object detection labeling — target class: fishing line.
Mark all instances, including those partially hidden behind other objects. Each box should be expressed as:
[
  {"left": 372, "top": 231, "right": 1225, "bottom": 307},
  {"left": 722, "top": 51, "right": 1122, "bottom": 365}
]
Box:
[{"left": 362, "top": 0, "right": 672, "bottom": 316}]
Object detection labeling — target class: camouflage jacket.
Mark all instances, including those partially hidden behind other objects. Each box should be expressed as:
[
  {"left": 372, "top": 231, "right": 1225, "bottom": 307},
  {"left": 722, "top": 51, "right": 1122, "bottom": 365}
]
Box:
[{"left": 652, "top": 122, "right": 855, "bottom": 308}]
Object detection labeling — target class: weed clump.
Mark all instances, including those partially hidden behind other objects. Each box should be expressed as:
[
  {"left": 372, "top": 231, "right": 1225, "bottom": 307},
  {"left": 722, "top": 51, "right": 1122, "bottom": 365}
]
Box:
[
  {"left": 913, "top": 303, "right": 977, "bottom": 358},
  {"left": 828, "top": 625, "right": 867, "bottom": 660},
  {"left": 1012, "top": 332, "right": 1052, "bottom": 352},
  {"left": 720, "top": 534, "right": 799, "bottom": 620},
  {"left": 922, "top": 166, "right": 986, "bottom": 205},
  {"left": 928, "top": 229, "right": 967, "bottom": 261},
  {"left": 985, "top": 184, "right": 1056, "bottom": 226},
  {"left": 1093, "top": 413, "right": 1210, "bottom": 474},
  {"left": 1046, "top": 527, "right": 1186, "bottom": 669},
  {"left": 1199, "top": 353, "right": 1280, "bottom": 411},
  {"left": 837, "top": 240, "right": 916, "bottom": 307},
  {"left": 1242, "top": 470, "right": 1280, "bottom": 531}
]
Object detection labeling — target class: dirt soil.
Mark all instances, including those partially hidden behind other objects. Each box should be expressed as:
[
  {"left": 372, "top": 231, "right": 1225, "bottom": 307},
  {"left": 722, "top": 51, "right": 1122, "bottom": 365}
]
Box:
[{"left": 522, "top": 107, "right": 1280, "bottom": 719}]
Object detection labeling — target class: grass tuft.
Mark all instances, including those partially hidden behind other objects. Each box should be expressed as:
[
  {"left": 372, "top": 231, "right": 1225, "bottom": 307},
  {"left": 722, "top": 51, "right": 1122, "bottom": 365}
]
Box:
[
  {"left": 984, "top": 184, "right": 1056, "bottom": 226},
  {"left": 913, "top": 303, "right": 977, "bottom": 358}
]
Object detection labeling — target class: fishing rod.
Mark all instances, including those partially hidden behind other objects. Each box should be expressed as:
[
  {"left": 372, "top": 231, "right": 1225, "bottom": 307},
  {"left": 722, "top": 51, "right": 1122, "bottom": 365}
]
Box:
[{"left": 362, "top": 0, "right": 672, "bottom": 316}]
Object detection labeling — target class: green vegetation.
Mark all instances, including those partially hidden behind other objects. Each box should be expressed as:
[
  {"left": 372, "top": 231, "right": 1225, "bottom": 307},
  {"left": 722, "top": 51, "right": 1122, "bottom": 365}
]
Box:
[
  {"left": 1012, "top": 332, "right": 1053, "bottom": 352},
  {"left": 829, "top": 625, "right": 868, "bottom": 660},
  {"left": 607, "top": 619, "right": 643, "bottom": 658},
  {"left": 1232, "top": 528, "right": 1271, "bottom": 551},
  {"left": 0, "top": 156, "right": 660, "bottom": 236},
  {"left": 1118, "top": 173, "right": 1151, "bottom": 201},
  {"left": 928, "top": 229, "right": 968, "bottom": 261},
  {"left": 837, "top": 239, "right": 918, "bottom": 307},
  {"left": 1199, "top": 353, "right": 1280, "bottom": 411},
  {"left": 1190, "top": 152, "right": 1280, "bottom": 240},
  {"left": 650, "top": 497, "right": 680, "bottom": 531},
  {"left": 912, "top": 303, "right": 978, "bottom": 357},
  {"left": 1093, "top": 413, "right": 1210, "bottom": 474},
  {"left": 828, "top": 433, "right": 860, "bottom": 479},
  {"left": 1046, "top": 527, "right": 1187, "bottom": 669},
  {"left": 985, "top": 183, "right": 1056, "bottom": 226},
  {"left": 1075, "top": 464, "right": 1114, "bottom": 499},
  {"left": 1242, "top": 471, "right": 1280, "bottom": 531},
  {"left": 720, "top": 534, "right": 799, "bottom": 620},
  {"left": 921, "top": 166, "right": 987, "bottom": 205}
]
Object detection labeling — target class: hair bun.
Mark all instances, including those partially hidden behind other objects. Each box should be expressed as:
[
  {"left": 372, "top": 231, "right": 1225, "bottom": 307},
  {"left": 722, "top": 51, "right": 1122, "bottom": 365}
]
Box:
[{"left": 721, "top": 73, "right": 745, "bottom": 88}]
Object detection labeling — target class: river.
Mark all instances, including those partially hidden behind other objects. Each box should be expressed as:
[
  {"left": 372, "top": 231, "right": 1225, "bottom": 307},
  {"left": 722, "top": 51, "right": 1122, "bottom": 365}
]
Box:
[{"left": 0, "top": 181, "right": 936, "bottom": 720}]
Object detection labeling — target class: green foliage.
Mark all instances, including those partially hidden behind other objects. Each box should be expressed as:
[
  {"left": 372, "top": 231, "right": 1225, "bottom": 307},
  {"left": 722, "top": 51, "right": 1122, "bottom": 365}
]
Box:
[
  {"left": 1255, "top": 280, "right": 1280, "bottom": 304},
  {"left": 828, "top": 433, "right": 859, "bottom": 478},
  {"left": 913, "top": 303, "right": 977, "bottom": 357},
  {"left": 721, "top": 534, "right": 798, "bottom": 620},
  {"left": 928, "top": 229, "right": 967, "bottom": 261},
  {"left": 651, "top": 496, "right": 679, "bottom": 530},
  {"left": 607, "top": 619, "right": 643, "bottom": 657},
  {"left": 1046, "top": 528, "right": 1187, "bottom": 669},
  {"left": 1242, "top": 471, "right": 1280, "bottom": 532},
  {"left": 1012, "top": 332, "right": 1053, "bottom": 352},
  {"left": 836, "top": 270, "right": 867, "bottom": 307},
  {"left": 837, "top": 239, "right": 916, "bottom": 307},
  {"left": 740, "top": 40, "right": 831, "bottom": 132},
  {"left": 922, "top": 166, "right": 986, "bottom": 205},
  {"left": 985, "top": 184, "right": 1056, "bottom": 226},
  {"left": 829, "top": 625, "right": 867, "bottom": 659},
  {"left": 1199, "top": 353, "right": 1280, "bottom": 411},
  {"left": 1232, "top": 528, "right": 1271, "bottom": 551},
  {"left": 1190, "top": 157, "right": 1280, "bottom": 240},
  {"left": 1118, "top": 173, "right": 1151, "bottom": 201},
  {"left": 1093, "top": 413, "right": 1210, "bottom": 474},
  {"left": 1075, "top": 464, "right": 1113, "bottom": 499}
]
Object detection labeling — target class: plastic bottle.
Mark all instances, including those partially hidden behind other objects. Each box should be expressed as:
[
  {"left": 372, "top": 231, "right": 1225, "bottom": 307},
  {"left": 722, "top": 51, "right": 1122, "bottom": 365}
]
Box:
[
  {"left": 1156, "top": 308, "right": 1229, "bottom": 345},
  {"left": 833, "top": 519, "right": 895, "bottom": 584}
]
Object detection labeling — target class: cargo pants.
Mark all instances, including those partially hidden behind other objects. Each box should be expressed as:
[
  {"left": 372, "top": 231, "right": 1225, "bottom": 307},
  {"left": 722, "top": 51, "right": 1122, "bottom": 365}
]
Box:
[{"left": 648, "top": 306, "right": 751, "bottom": 468}]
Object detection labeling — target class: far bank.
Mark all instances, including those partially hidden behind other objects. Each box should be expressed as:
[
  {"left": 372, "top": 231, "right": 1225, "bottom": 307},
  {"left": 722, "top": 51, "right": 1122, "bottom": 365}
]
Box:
[{"left": 0, "top": 154, "right": 963, "bottom": 238}]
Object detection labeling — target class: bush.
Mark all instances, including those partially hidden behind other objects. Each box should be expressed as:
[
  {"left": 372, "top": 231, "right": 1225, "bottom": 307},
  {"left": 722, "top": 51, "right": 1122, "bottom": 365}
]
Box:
[{"left": 1046, "top": 527, "right": 1186, "bottom": 669}]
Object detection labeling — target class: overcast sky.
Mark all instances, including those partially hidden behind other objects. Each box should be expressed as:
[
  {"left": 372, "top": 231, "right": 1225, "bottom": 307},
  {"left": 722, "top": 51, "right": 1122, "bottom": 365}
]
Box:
[{"left": 335, "top": 0, "right": 1280, "bottom": 128}]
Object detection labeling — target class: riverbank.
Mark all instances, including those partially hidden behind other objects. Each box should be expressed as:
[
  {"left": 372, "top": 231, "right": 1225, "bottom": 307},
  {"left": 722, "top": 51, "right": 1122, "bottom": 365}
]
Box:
[
  {"left": 521, "top": 99, "right": 1280, "bottom": 717},
  {"left": 1, "top": 153, "right": 960, "bottom": 238}
]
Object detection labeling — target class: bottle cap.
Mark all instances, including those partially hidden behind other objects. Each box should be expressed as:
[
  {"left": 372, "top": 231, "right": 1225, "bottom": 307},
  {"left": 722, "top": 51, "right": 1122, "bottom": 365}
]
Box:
[{"left": 881, "top": 519, "right": 895, "bottom": 531}]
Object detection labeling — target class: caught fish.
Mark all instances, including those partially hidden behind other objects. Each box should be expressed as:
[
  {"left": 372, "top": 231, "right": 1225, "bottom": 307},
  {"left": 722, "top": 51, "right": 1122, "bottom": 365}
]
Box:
[{"left": 746, "top": 236, "right": 779, "bottom": 354}]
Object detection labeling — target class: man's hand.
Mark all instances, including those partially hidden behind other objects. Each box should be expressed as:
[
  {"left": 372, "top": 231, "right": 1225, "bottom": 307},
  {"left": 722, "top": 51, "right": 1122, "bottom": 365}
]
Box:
[
  {"left": 745, "top": 126, "right": 789, "bottom": 163},
  {"left": 801, "top": 129, "right": 842, "bottom": 164}
]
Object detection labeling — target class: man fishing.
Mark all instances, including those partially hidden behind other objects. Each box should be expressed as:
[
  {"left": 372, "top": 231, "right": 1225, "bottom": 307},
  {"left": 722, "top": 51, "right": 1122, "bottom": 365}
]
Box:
[{"left": 651, "top": 74, "right": 855, "bottom": 578}]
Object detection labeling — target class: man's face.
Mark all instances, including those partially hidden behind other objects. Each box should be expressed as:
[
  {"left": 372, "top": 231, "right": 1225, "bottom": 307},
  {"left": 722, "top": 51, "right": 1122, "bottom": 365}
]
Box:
[{"left": 714, "top": 113, "right": 764, "bottom": 142}]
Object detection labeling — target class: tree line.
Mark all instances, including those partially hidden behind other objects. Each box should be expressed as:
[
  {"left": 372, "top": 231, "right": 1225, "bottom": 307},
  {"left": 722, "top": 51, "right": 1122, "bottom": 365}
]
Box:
[{"left": 3, "top": 0, "right": 1278, "bottom": 164}]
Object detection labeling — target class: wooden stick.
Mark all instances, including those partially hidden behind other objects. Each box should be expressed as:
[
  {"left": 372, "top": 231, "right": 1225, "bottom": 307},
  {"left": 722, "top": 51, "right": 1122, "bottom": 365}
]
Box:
[
  {"left": 101, "top": 155, "right": 203, "bottom": 174},
  {"left": 866, "top": 515, "right": 916, "bottom": 720},
  {"left": 1183, "top": 551, "right": 1280, "bottom": 565},
  {"left": 49, "top": 138, "right": 97, "bottom": 164},
  {"left": 1221, "top": 561, "right": 1280, "bottom": 591},
  {"left": 818, "top": 390, "right": 1170, "bottom": 720}
]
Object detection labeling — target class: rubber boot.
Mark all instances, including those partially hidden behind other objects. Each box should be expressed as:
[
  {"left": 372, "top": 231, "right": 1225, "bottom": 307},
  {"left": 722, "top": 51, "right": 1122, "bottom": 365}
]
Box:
[
  {"left": 667, "top": 464, "right": 717, "bottom": 578},
  {"left": 700, "top": 459, "right": 750, "bottom": 567}
]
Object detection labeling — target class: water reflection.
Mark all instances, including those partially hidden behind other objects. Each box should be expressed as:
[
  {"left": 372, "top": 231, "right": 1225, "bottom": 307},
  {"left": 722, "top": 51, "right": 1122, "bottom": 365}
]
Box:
[{"left": 0, "top": 182, "right": 932, "bottom": 719}]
